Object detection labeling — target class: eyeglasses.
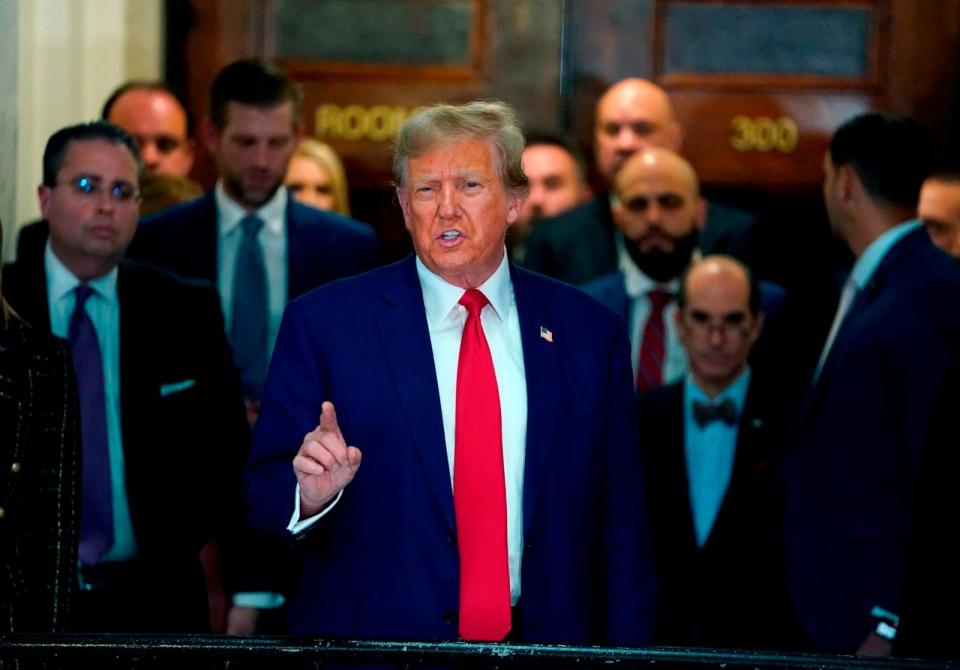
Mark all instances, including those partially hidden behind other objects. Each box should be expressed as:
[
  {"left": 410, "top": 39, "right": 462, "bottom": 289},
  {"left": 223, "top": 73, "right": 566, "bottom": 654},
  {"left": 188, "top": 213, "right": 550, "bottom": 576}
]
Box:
[{"left": 56, "top": 175, "right": 141, "bottom": 204}]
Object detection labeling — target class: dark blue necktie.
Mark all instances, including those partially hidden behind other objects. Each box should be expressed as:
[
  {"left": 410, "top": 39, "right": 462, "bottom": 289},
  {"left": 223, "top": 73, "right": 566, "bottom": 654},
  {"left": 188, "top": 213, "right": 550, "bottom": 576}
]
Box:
[
  {"left": 68, "top": 284, "right": 114, "bottom": 565},
  {"left": 230, "top": 215, "right": 268, "bottom": 400}
]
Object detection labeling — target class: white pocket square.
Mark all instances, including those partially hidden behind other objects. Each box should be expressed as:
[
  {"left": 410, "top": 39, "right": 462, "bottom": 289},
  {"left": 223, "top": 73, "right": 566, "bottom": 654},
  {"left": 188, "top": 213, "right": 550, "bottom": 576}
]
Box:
[{"left": 160, "top": 379, "right": 196, "bottom": 397}]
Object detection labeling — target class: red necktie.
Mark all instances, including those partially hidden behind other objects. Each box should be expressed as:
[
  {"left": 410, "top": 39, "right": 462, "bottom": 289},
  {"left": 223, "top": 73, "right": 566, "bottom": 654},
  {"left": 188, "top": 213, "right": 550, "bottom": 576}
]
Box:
[
  {"left": 636, "top": 288, "right": 673, "bottom": 391},
  {"left": 454, "top": 288, "right": 511, "bottom": 641}
]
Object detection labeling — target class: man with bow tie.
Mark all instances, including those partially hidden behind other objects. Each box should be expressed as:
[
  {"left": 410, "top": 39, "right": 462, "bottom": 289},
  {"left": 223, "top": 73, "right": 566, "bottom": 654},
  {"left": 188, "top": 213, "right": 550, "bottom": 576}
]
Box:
[{"left": 636, "top": 255, "right": 799, "bottom": 649}]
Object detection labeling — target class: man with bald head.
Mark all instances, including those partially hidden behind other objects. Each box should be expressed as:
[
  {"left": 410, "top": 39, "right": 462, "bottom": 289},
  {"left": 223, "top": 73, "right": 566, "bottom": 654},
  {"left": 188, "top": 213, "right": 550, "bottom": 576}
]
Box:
[
  {"left": 584, "top": 148, "right": 783, "bottom": 391},
  {"left": 523, "top": 77, "right": 759, "bottom": 286},
  {"left": 637, "top": 255, "right": 796, "bottom": 648},
  {"left": 102, "top": 82, "right": 195, "bottom": 179}
]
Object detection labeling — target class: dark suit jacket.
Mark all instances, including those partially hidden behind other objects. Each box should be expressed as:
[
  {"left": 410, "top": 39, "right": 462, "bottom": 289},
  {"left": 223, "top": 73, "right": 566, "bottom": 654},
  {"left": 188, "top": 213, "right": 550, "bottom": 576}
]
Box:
[
  {"left": 127, "top": 191, "right": 379, "bottom": 298},
  {"left": 2, "top": 257, "right": 251, "bottom": 632},
  {"left": 522, "top": 195, "right": 762, "bottom": 286},
  {"left": 0, "top": 313, "right": 80, "bottom": 632},
  {"left": 637, "top": 378, "right": 796, "bottom": 649},
  {"left": 245, "top": 256, "right": 657, "bottom": 644},
  {"left": 783, "top": 225, "right": 960, "bottom": 652}
]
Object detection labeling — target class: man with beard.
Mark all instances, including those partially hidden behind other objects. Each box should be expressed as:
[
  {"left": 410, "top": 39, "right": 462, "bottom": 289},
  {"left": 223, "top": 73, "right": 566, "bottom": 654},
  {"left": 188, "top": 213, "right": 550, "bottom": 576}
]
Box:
[
  {"left": 508, "top": 132, "right": 591, "bottom": 263},
  {"left": 584, "top": 149, "right": 785, "bottom": 391},
  {"left": 522, "top": 78, "right": 760, "bottom": 286}
]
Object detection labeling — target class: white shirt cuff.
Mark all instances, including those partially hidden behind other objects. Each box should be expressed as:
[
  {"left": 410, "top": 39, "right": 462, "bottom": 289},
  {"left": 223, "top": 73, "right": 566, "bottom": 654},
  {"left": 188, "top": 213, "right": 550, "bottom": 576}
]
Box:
[{"left": 287, "top": 485, "right": 343, "bottom": 534}]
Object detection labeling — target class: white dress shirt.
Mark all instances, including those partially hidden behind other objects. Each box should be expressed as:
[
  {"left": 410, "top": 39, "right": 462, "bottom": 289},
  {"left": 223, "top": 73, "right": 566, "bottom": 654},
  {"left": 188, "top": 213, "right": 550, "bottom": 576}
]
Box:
[
  {"left": 616, "top": 234, "right": 687, "bottom": 385},
  {"left": 290, "top": 251, "right": 528, "bottom": 603},
  {"left": 45, "top": 242, "right": 139, "bottom": 562},
  {"left": 215, "top": 182, "right": 288, "bottom": 357}
]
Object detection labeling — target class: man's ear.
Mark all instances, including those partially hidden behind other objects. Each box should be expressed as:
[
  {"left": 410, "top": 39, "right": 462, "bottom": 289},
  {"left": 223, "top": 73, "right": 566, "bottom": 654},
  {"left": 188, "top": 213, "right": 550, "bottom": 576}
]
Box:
[
  {"left": 397, "top": 188, "right": 412, "bottom": 232},
  {"left": 37, "top": 184, "right": 53, "bottom": 218},
  {"left": 694, "top": 197, "right": 708, "bottom": 231},
  {"left": 200, "top": 117, "right": 220, "bottom": 157},
  {"left": 837, "top": 164, "right": 859, "bottom": 203},
  {"left": 505, "top": 190, "right": 525, "bottom": 227}
]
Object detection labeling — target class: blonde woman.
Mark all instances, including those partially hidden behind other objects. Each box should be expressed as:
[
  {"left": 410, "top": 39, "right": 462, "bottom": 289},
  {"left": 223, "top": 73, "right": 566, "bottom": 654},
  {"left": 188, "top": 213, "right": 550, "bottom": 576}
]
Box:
[{"left": 284, "top": 139, "right": 351, "bottom": 215}]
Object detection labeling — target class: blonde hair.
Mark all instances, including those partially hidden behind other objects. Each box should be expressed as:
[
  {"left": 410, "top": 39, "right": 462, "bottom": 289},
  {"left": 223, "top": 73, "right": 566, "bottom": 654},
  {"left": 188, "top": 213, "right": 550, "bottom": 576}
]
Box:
[
  {"left": 291, "top": 139, "right": 351, "bottom": 216},
  {"left": 393, "top": 100, "right": 528, "bottom": 195}
]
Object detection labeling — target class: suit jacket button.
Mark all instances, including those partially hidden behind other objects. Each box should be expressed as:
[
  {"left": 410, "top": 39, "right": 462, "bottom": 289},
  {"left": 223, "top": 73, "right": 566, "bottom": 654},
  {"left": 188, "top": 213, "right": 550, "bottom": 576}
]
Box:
[
  {"left": 442, "top": 611, "right": 457, "bottom": 626},
  {"left": 9, "top": 462, "right": 19, "bottom": 474},
  {"left": 447, "top": 532, "right": 455, "bottom": 545}
]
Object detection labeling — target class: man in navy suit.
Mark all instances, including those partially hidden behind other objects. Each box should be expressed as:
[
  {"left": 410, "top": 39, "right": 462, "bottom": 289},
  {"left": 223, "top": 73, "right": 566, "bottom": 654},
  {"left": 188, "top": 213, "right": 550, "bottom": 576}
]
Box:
[
  {"left": 3, "top": 121, "right": 250, "bottom": 633},
  {"left": 637, "top": 256, "right": 798, "bottom": 649},
  {"left": 245, "top": 101, "right": 657, "bottom": 644},
  {"left": 783, "top": 113, "right": 960, "bottom": 655},
  {"left": 128, "top": 59, "right": 378, "bottom": 413},
  {"left": 127, "top": 58, "right": 378, "bottom": 634}
]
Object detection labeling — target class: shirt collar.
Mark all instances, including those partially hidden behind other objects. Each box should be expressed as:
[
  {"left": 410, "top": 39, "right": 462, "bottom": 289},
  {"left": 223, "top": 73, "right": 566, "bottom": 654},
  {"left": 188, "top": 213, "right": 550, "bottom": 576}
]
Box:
[
  {"left": 215, "top": 180, "right": 287, "bottom": 237},
  {"left": 685, "top": 366, "right": 752, "bottom": 409},
  {"left": 849, "top": 219, "right": 921, "bottom": 291},
  {"left": 416, "top": 249, "right": 513, "bottom": 328},
  {"left": 44, "top": 240, "right": 118, "bottom": 304},
  {"left": 615, "top": 232, "right": 682, "bottom": 298}
]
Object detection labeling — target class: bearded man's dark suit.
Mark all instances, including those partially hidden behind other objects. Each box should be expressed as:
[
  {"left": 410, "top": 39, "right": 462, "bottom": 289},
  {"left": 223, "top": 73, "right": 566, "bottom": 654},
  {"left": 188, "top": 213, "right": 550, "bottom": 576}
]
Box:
[
  {"left": 127, "top": 191, "right": 379, "bottom": 295},
  {"left": 522, "top": 195, "right": 761, "bottom": 286},
  {"left": 2, "top": 255, "right": 250, "bottom": 632},
  {"left": 637, "top": 377, "right": 797, "bottom": 648},
  {"left": 0, "top": 311, "right": 80, "bottom": 632},
  {"left": 783, "top": 224, "right": 960, "bottom": 652},
  {"left": 245, "top": 256, "right": 657, "bottom": 644}
]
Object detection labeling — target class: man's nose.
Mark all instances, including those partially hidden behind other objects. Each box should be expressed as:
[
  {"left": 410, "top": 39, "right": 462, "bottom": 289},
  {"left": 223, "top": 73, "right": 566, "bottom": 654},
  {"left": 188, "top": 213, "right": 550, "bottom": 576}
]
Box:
[
  {"left": 140, "top": 141, "right": 161, "bottom": 171},
  {"left": 437, "top": 184, "right": 459, "bottom": 218}
]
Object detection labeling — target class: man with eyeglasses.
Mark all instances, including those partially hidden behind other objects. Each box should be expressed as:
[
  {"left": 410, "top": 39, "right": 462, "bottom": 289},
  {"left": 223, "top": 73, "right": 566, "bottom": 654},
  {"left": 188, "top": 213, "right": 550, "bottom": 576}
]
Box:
[
  {"left": 1, "top": 121, "right": 250, "bottom": 633},
  {"left": 583, "top": 148, "right": 786, "bottom": 392},
  {"left": 636, "top": 255, "right": 799, "bottom": 649}
]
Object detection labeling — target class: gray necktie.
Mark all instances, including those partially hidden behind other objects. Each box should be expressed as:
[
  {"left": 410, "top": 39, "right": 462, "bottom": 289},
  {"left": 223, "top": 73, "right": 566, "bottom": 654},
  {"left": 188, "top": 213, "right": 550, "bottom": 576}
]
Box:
[{"left": 230, "top": 215, "right": 268, "bottom": 400}]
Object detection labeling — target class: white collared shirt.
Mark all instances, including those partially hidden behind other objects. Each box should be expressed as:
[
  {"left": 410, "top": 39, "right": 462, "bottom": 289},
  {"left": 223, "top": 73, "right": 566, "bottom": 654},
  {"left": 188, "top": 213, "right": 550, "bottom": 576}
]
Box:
[
  {"left": 289, "top": 251, "right": 528, "bottom": 603},
  {"left": 215, "top": 182, "right": 288, "bottom": 357},
  {"left": 616, "top": 233, "right": 687, "bottom": 385},
  {"left": 45, "top": 242, "right": 139, "bottom": 562}
]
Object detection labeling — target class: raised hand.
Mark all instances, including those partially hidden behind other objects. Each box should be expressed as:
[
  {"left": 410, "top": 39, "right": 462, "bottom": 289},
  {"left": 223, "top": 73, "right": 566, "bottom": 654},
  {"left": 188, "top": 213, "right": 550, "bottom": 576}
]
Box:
[{"left": 292, "top": 401, "right": 362, "bottom": 518}]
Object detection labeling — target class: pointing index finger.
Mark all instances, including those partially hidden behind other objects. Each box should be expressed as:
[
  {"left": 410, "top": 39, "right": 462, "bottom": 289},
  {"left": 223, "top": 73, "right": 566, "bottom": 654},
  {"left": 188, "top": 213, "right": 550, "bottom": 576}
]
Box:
[{"left": 319, "top": 401, "right": 341, "bottom": 437}]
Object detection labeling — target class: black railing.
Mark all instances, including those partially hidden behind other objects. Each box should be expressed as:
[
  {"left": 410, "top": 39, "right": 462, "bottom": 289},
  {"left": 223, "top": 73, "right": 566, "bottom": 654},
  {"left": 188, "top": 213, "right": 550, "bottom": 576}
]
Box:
[{"left": 0, "top": 636, "right": 958, "bottom": 669}]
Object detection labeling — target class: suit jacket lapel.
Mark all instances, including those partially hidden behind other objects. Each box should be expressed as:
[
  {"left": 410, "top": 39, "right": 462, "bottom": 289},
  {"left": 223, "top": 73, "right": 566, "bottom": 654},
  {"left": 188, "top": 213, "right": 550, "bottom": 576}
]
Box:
[
  {"left": 511, "top": 265, "right": 561, "bottom": 538},
  {"left": 708, "top": 380, "right": 766, "bottom": 547},
  {"left": 666, "top": 384, "right": 699, "bottom": 552},
  {"left": 285, "top": 202, "right": 308, "bottom": 300},
  {"left": 375, "top": 257, "right": 455, "bottom": 533},
  {"left": 192, "top": 193, "right": 219, "bottom": 284}
]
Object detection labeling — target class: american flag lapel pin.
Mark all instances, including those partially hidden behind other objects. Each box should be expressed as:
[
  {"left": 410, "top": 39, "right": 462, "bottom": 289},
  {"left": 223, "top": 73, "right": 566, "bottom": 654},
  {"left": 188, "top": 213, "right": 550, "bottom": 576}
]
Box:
[{"left": 539, "top": 326, "right": 553, "bottom": 343}]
